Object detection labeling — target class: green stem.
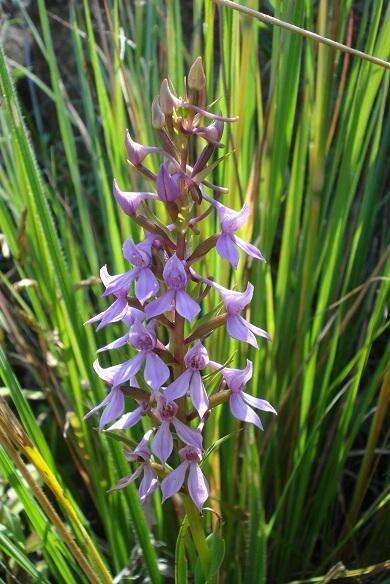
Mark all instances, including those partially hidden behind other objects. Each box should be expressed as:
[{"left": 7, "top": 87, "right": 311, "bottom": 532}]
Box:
[{"left": 184, "top": 496, "right": 210, "bottom": 576}]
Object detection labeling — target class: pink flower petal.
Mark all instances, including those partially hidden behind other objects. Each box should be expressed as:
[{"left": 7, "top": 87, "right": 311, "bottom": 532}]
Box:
[
  {"left": 145, "top": 290, "right": 175, "bottom": 319},
  {"left": 108, "top": 466, "right": 143, "bottom": 492},
  {"left": 107, "top": 405, "right": 143, "bottom": 431},
  {"left": 99, "top": 388, "right": 125, "bottom": 430},
  {"left": 172, "top": 418, "right": 203, "bottom": 449},
  {"left": 164, "top": 369, "right": 192, "bottom": 401},
  {"left": 97, "top": 333, "right": 129, "bottom": 354},
  {"left": 138, "top": 466, "right": 159, "bottom": 503},
  {"left": 245, "top": 319, "right": 271, "bottom": 341},
  {"left": 175, "top": 290, "right": 200, "bottom": 322},
  {"left": 92, "top": 359, "right": 124, "bottom": 385},
  {"left": 135, "top": 268, "right": 159, "bottom": 305},
  {"left": 227, "top": 315, "right": 258, "bottom": 348},
  {"left": 188, "top": 463, "right": 209, "bottom": 510},
  {"left": 230, "top": 393, "right": 263, "bottom": 429},
  {"left": 189, "top": 371, "right": 209, "bottom": 418},
  {"left": 242, "top": 392, "right": 277, "bottom": 415},
  {"left": 216, "top": 233, "right": 240, "bottom": 268},
  {"left": 144, "top": 352, "right": 170, "bottom": 393},
  {"left": 113, "top": 353, "right": 145, "bottom": 386},
  {"left": 234, "top": 235, "right": 265, "bottom": 262},
  {"left": 161, "top": 461, "right": 188, "bottom": 502},
  {"left": 152, "top": 421, "right": 173, "bottom": 463},
  {"left": 103, "top": 269, "right": 136, "bottom": 297}
]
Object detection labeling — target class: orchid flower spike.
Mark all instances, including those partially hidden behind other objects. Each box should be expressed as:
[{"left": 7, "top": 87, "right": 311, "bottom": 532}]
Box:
[
  {"left": 145, "top": 254, "right": 200, "bottom": 322},
  {"left": 161, "top": 445, "right": 208, "bottom": 510},
  {"left": 109, "top": 432, "right": 158, "bottom": 503},
  {"left": 85, "top": 58, "right": 276, "bottom": 513},
  {"left": 209, "top": 360, "right": 277, "bottom": 429},
  {"left": 164, "top": 342, "right": 209, "bottom": 418},
  {"left": 212, "top": 281, "right": 271, "bottom": 348},
  {"left": 113, "top": 179, "right": 157, "bottom": 217},
  {"left": 151, "top": 396, "right": 203, "bottom": 464}
]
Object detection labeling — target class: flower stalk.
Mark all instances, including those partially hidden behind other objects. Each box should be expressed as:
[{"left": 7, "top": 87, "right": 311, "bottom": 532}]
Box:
[{"left": 84, "top": 57, "right": 276, "bottom": 575}]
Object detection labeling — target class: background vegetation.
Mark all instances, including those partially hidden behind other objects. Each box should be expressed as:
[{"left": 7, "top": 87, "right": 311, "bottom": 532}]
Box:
[{"left": 0, "top": 1, "right": 388, "bottom": 582}]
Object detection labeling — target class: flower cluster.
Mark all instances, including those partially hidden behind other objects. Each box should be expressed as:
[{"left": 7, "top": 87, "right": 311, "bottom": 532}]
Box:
[{"left": 85, "top": 57, "right": 276, "bottom": 510}]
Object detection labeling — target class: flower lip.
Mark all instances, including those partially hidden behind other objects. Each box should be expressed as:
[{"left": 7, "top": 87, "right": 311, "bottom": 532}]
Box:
[
  {"left": 159, "top": 398, "right": 178, "bottom": 421},
  {"left": 163, "top": 254, "right": 188, "bottom": 290},
  {"left": 184, "top": 342, "right": 209, "bottom": 371},
  {"left": 128, "top": 323, "right": 156, "bottom": 352},
  {"left": 180, "top": 445, "right": 202, "bottom": 463}
]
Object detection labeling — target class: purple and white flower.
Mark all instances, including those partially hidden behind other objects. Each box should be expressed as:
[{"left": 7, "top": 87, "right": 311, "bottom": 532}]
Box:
[
  {"left": 84, "top": 266, "right": 130, "bottom": 331},
  {"left": 113, "top": 179, "right": 158, "bottom": 217},
  {"left": 145, "top": 254, "right": 200, "bottom": 322},
  {"left": 212, "top": 281, "right": 270, "bottom": 348},
  {"left": 102, "top": 238, "right": 159, "bottom": 304},
  {"left": 212, "top": 201, "right": 265, "bottom": 268},
  {"left": 84, "top": 359, "right": 138, "bottom": 430},
  {"left": 161, "top": 445, "right": 208, "bottom": 510},
  {"left": 164, "top": 342, "right": 209, "bottom": 418},
  {"left": 98, "top": 321, "right": 170, "bottom": 393},
  {"left": 152, "top": 396, "right": 203, "bottom": 463},
  {"left": 210, "top": 359, "right": 276, "bottom": 429},
  {"left": 109, "top": 432, "right": 158, "bottom": 503}
]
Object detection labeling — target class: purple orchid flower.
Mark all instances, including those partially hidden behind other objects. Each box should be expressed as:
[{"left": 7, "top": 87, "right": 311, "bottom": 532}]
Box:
[
  {"left": 102, "top": 238, "right": 159, "bottom": 305},
  {"left": 212, "top": 281, "right": 271, "bottom": 348},
  {"left": 125, "top": 130, "right": 160, "bottom": 166},
  {"left": 84, "top": 359, "right": 138, "bottom": 430},
  {"left": 145, "top": 254, "right": 200, "bottom": 322},
  {"left": 109, "top": 432, "right": 158, "bottom": 503},
  {"left": 156, "top": 163, "right": 181, "bottom": 202},
  {"left": 151, "top": 396, "right": 203, "bottom": 463},
  {"left": 164, "top": 342, "right": 209, "bottom": 418},
  {"left": 113, "top": 179, "right": 158, "bottom": 217},
  {"left": 161, "top": 445, "right": 208, "bottom": 510},
  {"left": 210, "top": 359, "right": 276, "bottom": 428},
  {"left": 98, "top": 321, "right": 170, "bottom": 394},
  {"left": 210, "top": 200, "right": 265, "bottom": 268},
  {"left": 84, "top": 266, "right": 130, "bottom": 331}
]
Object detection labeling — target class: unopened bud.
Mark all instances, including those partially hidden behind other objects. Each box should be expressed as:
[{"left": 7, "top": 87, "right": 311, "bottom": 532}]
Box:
[
  {"left": 151, "top": 96, "right": 166, "bottom": 129},
  {"left": 194, "top": 120, "right": 224, "bottom": 145},
  {"left": 156, "top": 163, "right": 181, "bottom": 202},
  {"left": 188, "top": 57, "right": 206, "bottom": 91},
  {"left": 125, "top": 130, "right": 160, "bottom": 166},
  {"left": 159, "top": 79, "right": 181, "bottom": 115}
]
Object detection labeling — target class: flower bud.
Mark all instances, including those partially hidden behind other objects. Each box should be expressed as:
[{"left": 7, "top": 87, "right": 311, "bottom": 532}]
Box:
[
  {"left": 188, "top": 57, "right": 206, "bottom": 92},
  {"left": 159, "top": 79, "right": 181, "bottom": 115},
  {"left": 125, "top": 130, "right": 160, "bottom": 166},
  {"left": 194, "top": 120, "right": 224, "bottom": 145},
  {"left": 156, "top": 163, "right": 181, "bottom": 202},
  {"left": 151, "top": 96, "right": 165, "bottom": 129}
]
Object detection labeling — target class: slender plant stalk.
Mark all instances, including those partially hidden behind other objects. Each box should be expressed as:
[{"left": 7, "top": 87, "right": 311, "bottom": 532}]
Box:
[{"left": 215, "top": 0, "right": 390, "bottom": 69}]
